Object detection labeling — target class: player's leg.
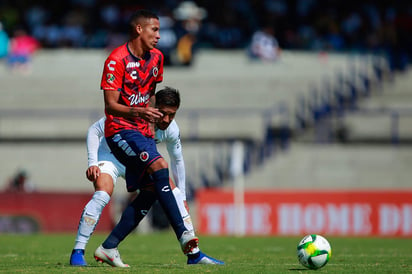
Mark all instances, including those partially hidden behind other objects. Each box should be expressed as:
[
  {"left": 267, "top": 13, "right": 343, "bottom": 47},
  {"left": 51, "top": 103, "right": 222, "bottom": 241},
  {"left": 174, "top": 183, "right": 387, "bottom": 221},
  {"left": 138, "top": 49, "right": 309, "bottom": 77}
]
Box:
[
  {"left": 106, "top": 131, "right": 191, "bottom": 243},
  {"left": 94, "top": 180, "right": 223, "bottom": 266},
  {"left": 170, "top": 185, "right": 224, "bottom": 265},
  {"left": 94, "top": 185, "right": 156, "bottom": 267},
  {"left": 104, "top": 131, "right": 197, "bottom": 259},
  {"left": 148, "top": 158, "right": 199, "bottom": 254},
  {"left": 171, "top": 186, "right": 194, "bottom": 235},
  {"left": 70, "top": 162, "right": 118, "bottom": 266}
]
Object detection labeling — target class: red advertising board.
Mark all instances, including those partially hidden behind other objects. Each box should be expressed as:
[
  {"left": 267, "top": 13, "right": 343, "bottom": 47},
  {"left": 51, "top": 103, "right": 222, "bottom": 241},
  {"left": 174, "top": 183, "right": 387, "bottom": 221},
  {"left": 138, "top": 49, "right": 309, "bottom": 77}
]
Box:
[
  {"left": 0, "top": 192, "right": 113, "bottom": 233},
  {"left": 196, "top": 189, "right": 412, "bottom": 237}
]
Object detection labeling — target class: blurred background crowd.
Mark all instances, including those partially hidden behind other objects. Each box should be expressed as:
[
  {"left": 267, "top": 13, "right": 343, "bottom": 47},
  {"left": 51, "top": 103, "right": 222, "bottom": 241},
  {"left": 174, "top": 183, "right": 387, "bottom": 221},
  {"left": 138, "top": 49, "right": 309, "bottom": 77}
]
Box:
[{"left": 0, "top": 0, "right": 411, "bottom": 69}]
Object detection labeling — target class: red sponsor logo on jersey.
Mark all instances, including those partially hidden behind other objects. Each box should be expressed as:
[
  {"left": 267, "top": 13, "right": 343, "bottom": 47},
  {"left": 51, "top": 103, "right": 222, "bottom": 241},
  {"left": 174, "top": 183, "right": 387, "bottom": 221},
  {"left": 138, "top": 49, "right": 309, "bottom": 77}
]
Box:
[{"left": 140, "top": 151, "right": 149, "bottom": 162}]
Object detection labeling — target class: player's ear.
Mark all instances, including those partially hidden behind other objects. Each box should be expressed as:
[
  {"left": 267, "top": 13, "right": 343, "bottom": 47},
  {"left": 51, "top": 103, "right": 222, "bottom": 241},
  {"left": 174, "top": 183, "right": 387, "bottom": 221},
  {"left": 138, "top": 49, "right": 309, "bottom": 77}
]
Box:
[{"left": 136, "top": 24, "right": 143, "bottom": 35}]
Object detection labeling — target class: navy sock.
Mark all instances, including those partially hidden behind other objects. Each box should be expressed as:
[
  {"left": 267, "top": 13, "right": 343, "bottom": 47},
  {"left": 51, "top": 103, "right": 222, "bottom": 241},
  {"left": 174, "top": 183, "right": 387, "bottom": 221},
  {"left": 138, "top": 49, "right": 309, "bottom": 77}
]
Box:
[
  {"left": 152, "top": 168, "right": 187, "bottom": 239},
  {"left": 102, "top": 190, "right": 156, "bottom": 249}
]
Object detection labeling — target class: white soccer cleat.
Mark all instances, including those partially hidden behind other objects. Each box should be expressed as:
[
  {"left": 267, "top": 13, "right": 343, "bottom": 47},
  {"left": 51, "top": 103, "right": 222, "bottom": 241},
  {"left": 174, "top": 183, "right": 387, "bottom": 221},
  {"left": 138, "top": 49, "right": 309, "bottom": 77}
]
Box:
[
  {"left": 179, "top": 231, "right": 199, "bottom": 255},
  {"left": 94, "top": 245, "right": 129, "bottom": 268}
]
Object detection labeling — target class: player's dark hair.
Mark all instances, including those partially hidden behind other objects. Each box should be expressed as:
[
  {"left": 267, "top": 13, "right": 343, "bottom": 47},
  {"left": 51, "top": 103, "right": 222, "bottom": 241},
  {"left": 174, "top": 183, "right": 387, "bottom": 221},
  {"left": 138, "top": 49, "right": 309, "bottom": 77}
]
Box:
[
  {"left": 156, "top": 86, "right": 181, "bottom": 109},
  {"left": 129, "top": 9, "right": 159, "bottom": 38}
]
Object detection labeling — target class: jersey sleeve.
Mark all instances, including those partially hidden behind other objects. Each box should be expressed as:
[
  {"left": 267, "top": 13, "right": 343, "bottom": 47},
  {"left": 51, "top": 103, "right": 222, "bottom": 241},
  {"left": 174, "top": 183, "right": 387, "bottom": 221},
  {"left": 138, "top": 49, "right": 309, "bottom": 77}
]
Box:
[
  {"left": 165, "top": 122, "right": 186, "bottom": 200},
  {"left": 86, "top": 117, "right": 105, "bottom": 167},
  {"left": 100, "top": 54, "right": 125, "bottom": 92}
]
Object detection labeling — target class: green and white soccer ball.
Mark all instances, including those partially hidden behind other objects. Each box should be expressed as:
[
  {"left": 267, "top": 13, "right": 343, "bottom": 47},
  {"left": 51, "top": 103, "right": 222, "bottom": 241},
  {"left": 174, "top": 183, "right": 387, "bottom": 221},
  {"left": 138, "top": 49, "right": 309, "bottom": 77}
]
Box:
[{"left": 297, "top": 234, "right": 332, "bottom": 270}]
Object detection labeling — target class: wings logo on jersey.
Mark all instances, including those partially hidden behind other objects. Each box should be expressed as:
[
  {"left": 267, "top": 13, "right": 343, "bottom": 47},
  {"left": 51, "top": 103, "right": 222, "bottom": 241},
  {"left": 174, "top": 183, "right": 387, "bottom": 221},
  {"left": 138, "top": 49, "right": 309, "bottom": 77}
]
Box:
[{"left": 129, "top": 92, "right": 150, "bottom": 106}]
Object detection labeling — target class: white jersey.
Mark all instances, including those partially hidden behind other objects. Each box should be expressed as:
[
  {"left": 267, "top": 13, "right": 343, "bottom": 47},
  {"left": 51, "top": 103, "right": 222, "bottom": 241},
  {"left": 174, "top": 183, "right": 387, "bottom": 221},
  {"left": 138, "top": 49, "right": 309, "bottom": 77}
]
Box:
[{"left": 87, "top": 117, "right": 187, "bottom": 200}]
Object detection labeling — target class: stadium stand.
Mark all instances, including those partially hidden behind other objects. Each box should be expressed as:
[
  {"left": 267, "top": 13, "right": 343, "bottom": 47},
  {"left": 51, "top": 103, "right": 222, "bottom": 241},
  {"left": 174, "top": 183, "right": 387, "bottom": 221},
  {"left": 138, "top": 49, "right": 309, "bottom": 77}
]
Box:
[
  {"left": 0, "top": 49, "right": 405, "bottom": 197},
  {"left": 334, "top": 69, "right": 412, "bottom": 143}
]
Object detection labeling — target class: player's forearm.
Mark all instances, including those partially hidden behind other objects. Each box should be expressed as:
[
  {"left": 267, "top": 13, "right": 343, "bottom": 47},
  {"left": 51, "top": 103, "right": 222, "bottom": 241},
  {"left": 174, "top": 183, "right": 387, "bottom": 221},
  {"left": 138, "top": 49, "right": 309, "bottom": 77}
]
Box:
[
  {"left": 171, "top": 159, "right": 186, "bottom": 199},
  {"left": 86, "top": 127, "right": 100, "bottom": 167},
  {"left": 105, "top": 102, "right": 140, "bottom": 118}
]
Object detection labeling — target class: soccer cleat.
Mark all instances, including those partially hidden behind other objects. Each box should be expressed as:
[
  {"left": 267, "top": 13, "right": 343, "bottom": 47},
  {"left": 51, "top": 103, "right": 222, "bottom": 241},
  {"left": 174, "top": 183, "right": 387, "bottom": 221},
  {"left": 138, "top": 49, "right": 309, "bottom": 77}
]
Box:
[
  {"left": 179, "top": 231, "right": 199, "bottom": 255},
  {"left": 70, "top": 249, "right": 87, "bottom": 266},
  {"left": 94, "top": 245, "right": 129, "bottom": 268},
  {"left": 187, "top": 251, "right": 225, "bottom": 265}
]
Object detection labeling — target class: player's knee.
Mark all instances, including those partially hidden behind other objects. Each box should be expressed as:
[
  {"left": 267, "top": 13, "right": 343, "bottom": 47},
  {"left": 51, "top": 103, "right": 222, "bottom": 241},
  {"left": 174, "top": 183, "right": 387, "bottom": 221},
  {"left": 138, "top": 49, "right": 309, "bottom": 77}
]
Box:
[
  {"left": 148, "top": 158, "right": 168, "bottom": 173},
  {"left": 142, "top": 185, "right": 155, "bottom": 192},
  {"left": 94, "top": 174, "right": 114, "bottom": 196}
]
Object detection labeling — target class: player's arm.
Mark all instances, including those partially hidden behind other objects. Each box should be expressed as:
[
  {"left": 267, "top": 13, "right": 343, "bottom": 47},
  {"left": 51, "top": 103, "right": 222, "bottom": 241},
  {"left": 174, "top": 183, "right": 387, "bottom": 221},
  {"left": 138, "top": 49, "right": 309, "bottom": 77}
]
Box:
[
  {"left": 148, "top": 83, "right": 157, "bottom": 133},
  {"left": 104, "top": 89, "right": 162, "bottom": 122},
  {"left": 85, "top": 118, "right": 105, "bottom": 182},
  {"left": 165, "top": 126, "right": 187, "bottom": 201}
]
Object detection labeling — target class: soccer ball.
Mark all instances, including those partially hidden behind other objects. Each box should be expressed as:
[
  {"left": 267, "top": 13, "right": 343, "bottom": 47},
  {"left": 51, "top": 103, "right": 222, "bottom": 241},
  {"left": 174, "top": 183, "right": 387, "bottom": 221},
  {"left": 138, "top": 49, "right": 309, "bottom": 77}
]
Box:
[{"left": 297, "top": 234, "right": 332, "bottom": 270}]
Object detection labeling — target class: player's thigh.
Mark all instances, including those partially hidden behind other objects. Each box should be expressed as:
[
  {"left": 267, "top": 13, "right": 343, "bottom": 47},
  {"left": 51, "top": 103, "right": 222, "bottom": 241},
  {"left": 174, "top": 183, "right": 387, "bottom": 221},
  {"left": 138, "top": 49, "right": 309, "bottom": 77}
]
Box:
[
  {"left": 107, "top": 130, "right": 162, "bottom": 171},
  {"left": 93, "top": 160, "right": 123, "bottom": 195}
]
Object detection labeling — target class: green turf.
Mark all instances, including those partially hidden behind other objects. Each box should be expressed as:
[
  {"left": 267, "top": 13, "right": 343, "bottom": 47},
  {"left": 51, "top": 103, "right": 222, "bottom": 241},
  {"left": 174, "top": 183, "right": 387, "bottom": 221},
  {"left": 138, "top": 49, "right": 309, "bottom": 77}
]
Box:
[{"left": 0, "top": 232, "right": 411, "bottom": 273}]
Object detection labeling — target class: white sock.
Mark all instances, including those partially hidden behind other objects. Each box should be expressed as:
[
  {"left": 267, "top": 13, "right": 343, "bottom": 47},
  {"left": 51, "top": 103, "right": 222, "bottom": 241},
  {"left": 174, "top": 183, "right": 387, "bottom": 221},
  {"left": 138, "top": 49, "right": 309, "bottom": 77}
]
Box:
[
  {"left": 73, "top": 191, "right": 111, "bottom": 250},
  {"left": 173, "top": 188, "right": 200, "bottom": 255},
  {"left": 173, "top": 188, "right": 194, "bottom": 234}
]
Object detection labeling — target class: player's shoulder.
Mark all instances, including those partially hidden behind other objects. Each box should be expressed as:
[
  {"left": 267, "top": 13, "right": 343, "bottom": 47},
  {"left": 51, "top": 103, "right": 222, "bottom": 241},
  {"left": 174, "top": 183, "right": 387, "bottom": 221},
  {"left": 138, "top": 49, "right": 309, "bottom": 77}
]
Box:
[
  {"left": 150, "top": 47, "right": 164, "bottom": 59},
  {"left": 165, "top": 120, "right": 180, "bottom": 138},
  {"left": 151, "top": 47, "right": 163, "bottom": 56},
  {"left": 106, "top": 43, "right": 129, "bottom": 61},
  {"left": 97, "top": 117, "right": 106, "bottom": 129}
]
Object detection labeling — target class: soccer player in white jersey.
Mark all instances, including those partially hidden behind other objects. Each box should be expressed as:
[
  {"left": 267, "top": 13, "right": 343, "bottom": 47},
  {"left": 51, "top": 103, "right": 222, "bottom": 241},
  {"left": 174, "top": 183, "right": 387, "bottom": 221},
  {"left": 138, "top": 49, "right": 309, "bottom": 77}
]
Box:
[{"left": 70, "top": 87, "right": 223, "bottom": 267}]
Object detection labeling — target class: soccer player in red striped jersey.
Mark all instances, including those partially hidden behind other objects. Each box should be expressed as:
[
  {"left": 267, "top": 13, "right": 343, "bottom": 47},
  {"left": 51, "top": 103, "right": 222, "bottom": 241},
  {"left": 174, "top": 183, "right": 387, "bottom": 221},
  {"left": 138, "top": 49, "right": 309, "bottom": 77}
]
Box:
[
  {"left": 83, "top": 10, "right": 198, "bottom": 267},
  {"left": 101, "top": 24, "right": 164, "bottom": 139}
]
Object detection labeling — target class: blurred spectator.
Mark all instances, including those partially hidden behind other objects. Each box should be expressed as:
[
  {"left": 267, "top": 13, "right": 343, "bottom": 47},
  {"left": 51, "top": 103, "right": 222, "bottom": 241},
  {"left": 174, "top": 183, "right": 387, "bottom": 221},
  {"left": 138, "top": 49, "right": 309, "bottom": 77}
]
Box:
[
  {"left": 157, "top": 12, "right": 177, "bottom": 66},
  {"left": 0, "top": 21, "right": 9, "bottom": 59},
  {"left": 7, "top": 27, "right": 40, "bottom": 73},
  {"left": 248, "top": 24, "right": 281, "bottom": 62},
  {"left": 172, "top": 1, "right": 207, "bottom": 66},
  {"left": 60, "top": 6, "right": 87, "bottom": 47},
  {"left": 0, "top": 3, "right": 19, "bottom": 32},
  {"left": 24, "top": 4, "right": 49, "bottom": 35},
  {"left": 0, "top": 1, "right": 410, "bottom": 67},
  {"left": 4, "top": 169, "right": 35, "bottom": 193}
]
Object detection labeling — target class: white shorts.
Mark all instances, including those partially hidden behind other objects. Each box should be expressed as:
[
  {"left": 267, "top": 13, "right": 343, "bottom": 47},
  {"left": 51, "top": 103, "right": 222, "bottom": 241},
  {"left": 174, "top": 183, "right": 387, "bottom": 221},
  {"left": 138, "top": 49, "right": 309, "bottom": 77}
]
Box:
[{"left": 97, "top": 149, "right": 126, "bottom": 184}]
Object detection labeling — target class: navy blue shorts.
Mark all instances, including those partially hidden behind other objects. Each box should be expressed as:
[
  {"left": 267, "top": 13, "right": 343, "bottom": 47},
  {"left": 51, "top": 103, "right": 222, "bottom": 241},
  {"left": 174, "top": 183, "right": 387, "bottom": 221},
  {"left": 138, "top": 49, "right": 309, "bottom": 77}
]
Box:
[{"left": 106, "top": 130, "right": 162, "bottom": 192}]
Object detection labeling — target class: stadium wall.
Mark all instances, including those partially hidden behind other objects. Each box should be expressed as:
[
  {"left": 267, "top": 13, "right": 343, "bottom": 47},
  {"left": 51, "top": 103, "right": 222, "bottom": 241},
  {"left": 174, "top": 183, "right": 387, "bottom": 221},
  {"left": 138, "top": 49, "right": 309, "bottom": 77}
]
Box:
[{"left": 196, "top": 189, "right": 412, "bottom": 237}]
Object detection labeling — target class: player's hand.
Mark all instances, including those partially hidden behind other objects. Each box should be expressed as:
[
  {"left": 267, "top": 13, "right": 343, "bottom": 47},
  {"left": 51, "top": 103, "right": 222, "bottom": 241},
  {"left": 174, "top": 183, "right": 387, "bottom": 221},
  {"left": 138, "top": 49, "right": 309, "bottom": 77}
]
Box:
[
  {"left": 86, "top": 166, "right": 100, "bottom": 182},
  {"left": 135, "top": 107, "right": 163, "bottom": 123}
]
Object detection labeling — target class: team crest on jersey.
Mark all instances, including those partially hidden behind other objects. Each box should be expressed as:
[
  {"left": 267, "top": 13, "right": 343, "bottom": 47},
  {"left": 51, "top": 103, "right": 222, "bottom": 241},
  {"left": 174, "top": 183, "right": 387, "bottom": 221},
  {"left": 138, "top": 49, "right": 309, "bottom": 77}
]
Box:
[
  {"left": 140, "top": 151, "right": 149, "bottom": 162},
  {"left": 152, "top": 66, "right": 159, "bottom": 77},
  {"left": 106, "top": 73, "right": 115, "bottom": 83}
]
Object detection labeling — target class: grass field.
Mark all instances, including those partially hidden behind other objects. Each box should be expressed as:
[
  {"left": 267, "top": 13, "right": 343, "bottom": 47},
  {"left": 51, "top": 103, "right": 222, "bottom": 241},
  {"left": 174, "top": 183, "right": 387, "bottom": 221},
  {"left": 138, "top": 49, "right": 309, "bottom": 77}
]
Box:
[{"left": 0, "top": 232, "right": 411, "bottom": 273}]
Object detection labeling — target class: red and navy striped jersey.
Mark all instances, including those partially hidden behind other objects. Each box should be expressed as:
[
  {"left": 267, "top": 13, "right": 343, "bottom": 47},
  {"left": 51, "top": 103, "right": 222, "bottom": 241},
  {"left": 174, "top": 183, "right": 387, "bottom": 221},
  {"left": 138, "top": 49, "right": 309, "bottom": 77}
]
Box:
[{"left": 101, "top": 43, "right": 164, "bottom": 138}]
